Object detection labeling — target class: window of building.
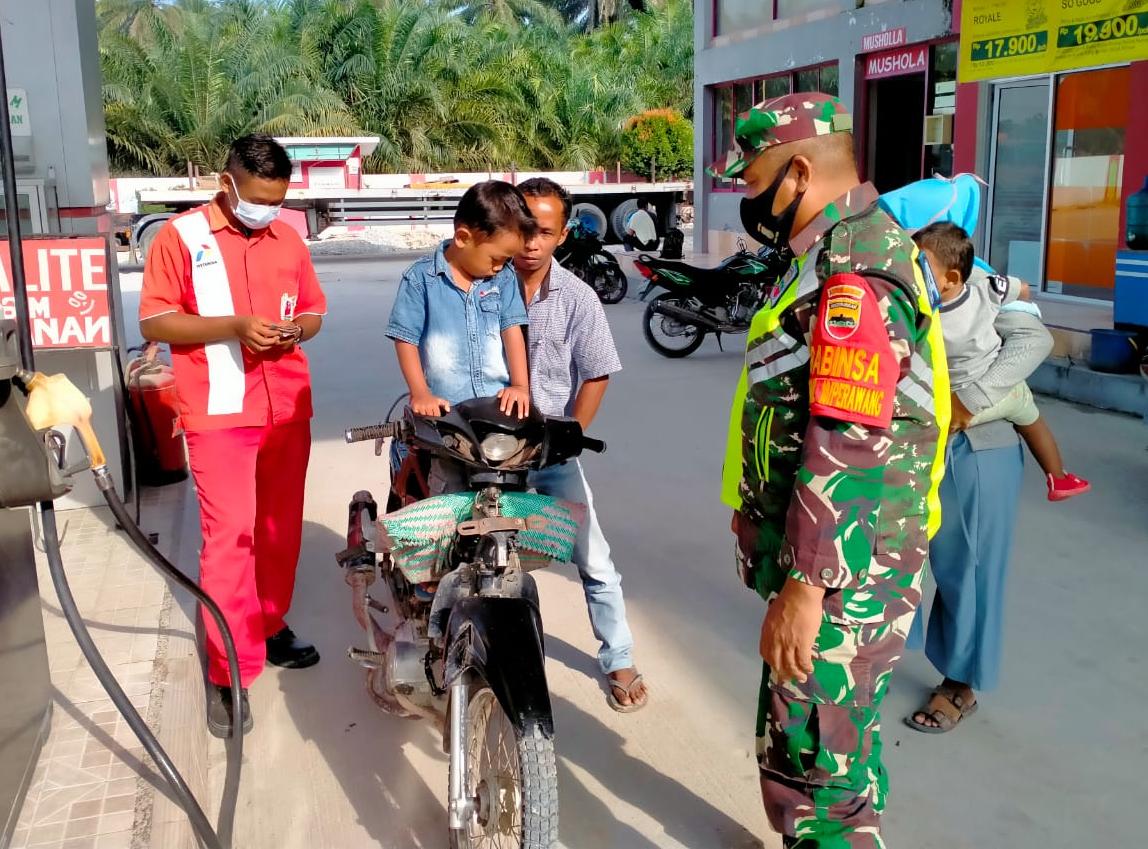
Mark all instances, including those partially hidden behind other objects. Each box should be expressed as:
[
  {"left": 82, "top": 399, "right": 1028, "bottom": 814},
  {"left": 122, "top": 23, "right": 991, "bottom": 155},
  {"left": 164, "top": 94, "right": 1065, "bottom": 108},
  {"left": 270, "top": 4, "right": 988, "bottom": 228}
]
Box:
[
  {"left": 715, "top": 0, "right": 851, "bottom": 37},
  {"left": 709, "top": 65, "right": 839, "bottom": 189},
  {"left": 1045, "top": 67, "right": 1129, "bottom": 299},
  {"left": 776, "top": 0, "right": 846, "bottom": 23},
  {"left": 924, "top": 41, "right": 958, "bottom": 179}
]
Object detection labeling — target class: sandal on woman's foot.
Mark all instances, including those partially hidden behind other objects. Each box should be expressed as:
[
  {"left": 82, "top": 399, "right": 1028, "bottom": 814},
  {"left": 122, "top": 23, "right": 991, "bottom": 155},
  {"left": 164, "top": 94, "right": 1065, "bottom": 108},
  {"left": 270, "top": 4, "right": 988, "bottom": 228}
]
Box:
[
  {"left": 904, "top": 685, "right": 978, "bottom": 734},
  {"left": 606, "top": 671, "right": 648, "bottom": 713}
]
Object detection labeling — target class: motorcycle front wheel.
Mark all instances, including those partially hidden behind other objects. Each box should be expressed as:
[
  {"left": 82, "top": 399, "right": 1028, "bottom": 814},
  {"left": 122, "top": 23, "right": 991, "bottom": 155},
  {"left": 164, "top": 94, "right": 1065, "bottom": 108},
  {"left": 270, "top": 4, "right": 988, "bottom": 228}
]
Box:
[
  {"left": 448, "top": 685, "right": 558, "bottom": 849},
  {"left": 593, "top": 264, "right": 628, "bottom": 305},
  {"left": 642, "top": 294, "right": 706, "bottom": 358}
]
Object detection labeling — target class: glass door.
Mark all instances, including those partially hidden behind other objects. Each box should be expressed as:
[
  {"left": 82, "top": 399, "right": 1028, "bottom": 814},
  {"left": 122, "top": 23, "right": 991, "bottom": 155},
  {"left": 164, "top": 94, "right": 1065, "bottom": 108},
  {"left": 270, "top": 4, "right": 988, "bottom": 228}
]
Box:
[{"left": 985, "top": 80, "right": 1052, "bottom": 285}]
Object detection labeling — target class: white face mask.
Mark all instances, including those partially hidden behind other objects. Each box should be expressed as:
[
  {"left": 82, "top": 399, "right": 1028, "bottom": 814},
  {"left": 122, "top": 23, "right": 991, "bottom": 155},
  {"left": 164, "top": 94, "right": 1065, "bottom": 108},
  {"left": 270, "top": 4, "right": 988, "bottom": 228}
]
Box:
[{"left": 226, "top": 176, "right": 282, "bottom": 229}]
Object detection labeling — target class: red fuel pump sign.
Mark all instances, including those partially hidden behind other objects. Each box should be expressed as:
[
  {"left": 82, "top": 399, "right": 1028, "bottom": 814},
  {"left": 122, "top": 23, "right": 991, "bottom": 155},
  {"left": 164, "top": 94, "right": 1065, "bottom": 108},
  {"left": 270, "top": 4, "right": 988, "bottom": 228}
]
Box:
[{"left": 0, "top": 237, "right": 113, "bottom": 349}]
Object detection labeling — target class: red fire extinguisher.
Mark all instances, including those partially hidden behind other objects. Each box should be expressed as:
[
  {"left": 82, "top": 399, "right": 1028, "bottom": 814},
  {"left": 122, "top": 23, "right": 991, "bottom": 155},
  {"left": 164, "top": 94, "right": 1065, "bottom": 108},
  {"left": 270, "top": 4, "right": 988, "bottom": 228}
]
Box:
[{"left": 126, "top": 343, "right": 188, "bottom": 486}]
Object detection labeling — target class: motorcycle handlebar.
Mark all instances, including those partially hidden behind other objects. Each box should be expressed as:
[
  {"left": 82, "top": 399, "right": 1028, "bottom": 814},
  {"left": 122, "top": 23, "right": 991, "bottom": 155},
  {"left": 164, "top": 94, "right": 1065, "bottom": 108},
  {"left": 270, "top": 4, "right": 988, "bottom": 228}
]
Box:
[
  {"left": 346, "top": 418, "right": 604, "bottom": 456},
  {"left": 345, "top": 422, "right": 399, "bottom": 444}
]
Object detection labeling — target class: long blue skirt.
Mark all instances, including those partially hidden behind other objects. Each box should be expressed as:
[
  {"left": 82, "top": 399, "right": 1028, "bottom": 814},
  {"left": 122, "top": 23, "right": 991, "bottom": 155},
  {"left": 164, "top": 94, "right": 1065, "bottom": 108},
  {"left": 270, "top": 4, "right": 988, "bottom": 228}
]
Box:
[{"left": 908, "top": 433, "right": 1024, "bottom": 692}]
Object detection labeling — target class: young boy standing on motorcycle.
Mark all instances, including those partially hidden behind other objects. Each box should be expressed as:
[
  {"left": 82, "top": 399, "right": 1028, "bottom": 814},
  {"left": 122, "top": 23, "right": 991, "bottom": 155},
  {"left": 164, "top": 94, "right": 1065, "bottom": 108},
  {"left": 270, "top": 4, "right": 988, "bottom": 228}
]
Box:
[
  {"left": 513, "top": 178, "right": 649, "bottom": 712},
  {"left": 386, "top": 181, "right": 536, "bottom": 492}
]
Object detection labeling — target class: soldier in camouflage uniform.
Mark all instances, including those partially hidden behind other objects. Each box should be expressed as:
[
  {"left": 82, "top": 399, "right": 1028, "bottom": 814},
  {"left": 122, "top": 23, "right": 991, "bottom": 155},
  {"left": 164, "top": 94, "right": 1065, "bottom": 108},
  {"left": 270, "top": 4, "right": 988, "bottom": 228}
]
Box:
[{"left": 708, "top": 93, "right": 951, "bottom": 847}]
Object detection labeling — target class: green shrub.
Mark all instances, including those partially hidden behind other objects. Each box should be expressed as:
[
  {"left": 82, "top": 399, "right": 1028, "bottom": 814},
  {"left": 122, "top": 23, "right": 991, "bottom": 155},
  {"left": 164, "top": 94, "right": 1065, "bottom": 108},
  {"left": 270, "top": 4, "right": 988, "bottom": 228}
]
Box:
[{"left": 620, "top": 109, "right": 694, "bottom": 180}]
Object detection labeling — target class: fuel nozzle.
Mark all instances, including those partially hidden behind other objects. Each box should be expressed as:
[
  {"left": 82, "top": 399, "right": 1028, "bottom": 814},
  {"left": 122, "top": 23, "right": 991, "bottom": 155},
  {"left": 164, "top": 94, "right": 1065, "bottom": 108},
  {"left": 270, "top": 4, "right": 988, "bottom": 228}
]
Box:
[{"left": 18, "top": 369, "right": 107, "bottom": 470}]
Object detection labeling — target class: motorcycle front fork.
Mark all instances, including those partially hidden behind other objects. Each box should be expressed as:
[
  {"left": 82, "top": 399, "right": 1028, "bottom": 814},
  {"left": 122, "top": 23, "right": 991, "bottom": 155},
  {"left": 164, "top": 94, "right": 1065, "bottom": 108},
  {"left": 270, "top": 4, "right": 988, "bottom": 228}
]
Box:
[{"left": 447, "top": 680, "right": 474, "bottom": 831}]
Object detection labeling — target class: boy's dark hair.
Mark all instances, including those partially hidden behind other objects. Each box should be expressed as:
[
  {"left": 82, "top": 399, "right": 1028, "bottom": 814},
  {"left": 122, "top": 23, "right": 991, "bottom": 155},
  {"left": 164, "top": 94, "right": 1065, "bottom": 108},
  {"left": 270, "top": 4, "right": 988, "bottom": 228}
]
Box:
[
  {"left": 913, "top": 221, "right": 974, "bottom": 283},
  {"left": 225, "top": 134, "right": 293, "bottom": 181},
  {"left": 455, "top": 181, "right": 538, "bottom": 239},
  {"left": 517, "top": 177, "right": 572, "bottom": 222}
]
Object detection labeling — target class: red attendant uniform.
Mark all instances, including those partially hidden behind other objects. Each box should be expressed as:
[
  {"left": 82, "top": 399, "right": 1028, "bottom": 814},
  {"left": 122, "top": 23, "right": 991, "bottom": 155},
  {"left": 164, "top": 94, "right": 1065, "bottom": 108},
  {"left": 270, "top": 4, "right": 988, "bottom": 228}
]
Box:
[{"left": 140, "top": 195, "right": 327, "bottom": 686}]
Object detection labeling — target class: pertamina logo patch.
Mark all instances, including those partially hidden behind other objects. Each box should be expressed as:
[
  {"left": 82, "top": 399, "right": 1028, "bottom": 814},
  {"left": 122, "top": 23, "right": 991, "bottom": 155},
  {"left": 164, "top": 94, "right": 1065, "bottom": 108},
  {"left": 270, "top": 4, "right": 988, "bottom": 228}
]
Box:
[
  {"left": 823, "top": 283, "right": 864, "bottom": 340},
  {"left": 193, "top": 243, "right": 219, "bottom": 267}
]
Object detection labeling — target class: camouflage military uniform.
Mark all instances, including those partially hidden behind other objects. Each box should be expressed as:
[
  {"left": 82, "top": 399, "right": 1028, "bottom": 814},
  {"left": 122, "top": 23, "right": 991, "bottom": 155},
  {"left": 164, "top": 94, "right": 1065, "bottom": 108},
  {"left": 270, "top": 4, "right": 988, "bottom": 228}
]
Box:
[{"left": 710, "top": 96, "right": 950, "bottom": 848}]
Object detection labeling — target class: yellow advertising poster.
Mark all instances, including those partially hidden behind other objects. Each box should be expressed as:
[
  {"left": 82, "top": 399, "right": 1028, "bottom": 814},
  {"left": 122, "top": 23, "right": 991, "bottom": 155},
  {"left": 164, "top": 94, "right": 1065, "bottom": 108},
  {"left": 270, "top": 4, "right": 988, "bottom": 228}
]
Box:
[{"left": 961, "top": 0, "right": 1148, "bottom": 82}]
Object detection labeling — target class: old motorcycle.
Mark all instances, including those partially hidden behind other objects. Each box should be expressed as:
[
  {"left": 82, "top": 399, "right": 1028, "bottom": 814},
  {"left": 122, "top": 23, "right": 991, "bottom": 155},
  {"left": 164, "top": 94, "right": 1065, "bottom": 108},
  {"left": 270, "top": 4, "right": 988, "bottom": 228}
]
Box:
[
  {"left": 555, "top": 220, "right": 628, "bottom": 304},
  {"left": 339, "top": 397, "right": 604, "bottom": 848}
]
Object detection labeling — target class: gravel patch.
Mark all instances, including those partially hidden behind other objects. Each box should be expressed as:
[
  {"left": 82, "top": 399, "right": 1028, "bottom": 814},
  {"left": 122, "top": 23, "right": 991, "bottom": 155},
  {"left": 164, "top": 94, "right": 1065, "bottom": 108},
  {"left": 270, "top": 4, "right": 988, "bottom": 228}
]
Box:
[{"left": 308, "top": 225, "right": 452, "bottom": 257}]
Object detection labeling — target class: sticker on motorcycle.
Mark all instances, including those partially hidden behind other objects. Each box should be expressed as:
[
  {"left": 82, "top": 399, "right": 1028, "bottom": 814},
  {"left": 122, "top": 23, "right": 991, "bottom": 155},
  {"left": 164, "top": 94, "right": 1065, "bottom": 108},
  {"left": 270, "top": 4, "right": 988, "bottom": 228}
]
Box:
[
  {"left": 823, "top": 282, "right": 864, "bottom": 340},
  {"left": 659, "top": 268, "right": 692, "bottom": 285}
]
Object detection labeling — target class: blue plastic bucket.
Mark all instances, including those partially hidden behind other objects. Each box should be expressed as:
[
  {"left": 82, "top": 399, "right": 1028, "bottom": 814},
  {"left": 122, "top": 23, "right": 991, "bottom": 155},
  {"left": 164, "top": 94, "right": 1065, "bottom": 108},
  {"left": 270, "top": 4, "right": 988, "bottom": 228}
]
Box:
[{"left": 1088, "top": 328, "right": 1138, "bottom": 373}]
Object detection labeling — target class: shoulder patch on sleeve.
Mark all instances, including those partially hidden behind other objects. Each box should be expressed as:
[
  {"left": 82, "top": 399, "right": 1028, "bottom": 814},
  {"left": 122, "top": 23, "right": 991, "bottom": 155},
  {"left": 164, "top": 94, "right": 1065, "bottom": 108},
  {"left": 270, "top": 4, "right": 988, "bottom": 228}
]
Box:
[
  {"left": 810, "top": 272, "right": 898, "bottom": 429},
  {"left": 822, "top": 281, "right": 866, "bottom": 340},
  {"left": 988, "top": 274, "right": 1009, "bottom": 298}
]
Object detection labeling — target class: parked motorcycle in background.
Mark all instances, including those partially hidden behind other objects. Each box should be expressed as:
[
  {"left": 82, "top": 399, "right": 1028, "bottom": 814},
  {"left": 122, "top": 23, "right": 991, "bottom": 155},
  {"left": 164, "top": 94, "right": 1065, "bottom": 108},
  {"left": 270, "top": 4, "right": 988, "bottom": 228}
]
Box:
[
  {"left": 554, "top": 220, "right": 629, "bottom": 304},
  {"left": 635, "top": 239, "right": 787, "bottom": 358},
  {"left": 339, "top": 398, "right": 605, "bottom": 848}
]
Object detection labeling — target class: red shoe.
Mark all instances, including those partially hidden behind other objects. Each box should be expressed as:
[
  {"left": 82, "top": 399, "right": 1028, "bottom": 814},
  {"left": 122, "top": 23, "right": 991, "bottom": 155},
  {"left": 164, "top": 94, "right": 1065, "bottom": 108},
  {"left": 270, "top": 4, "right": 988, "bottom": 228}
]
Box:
[{"left": 1047, "top": 472, "right": 1091, "bottom": 501}]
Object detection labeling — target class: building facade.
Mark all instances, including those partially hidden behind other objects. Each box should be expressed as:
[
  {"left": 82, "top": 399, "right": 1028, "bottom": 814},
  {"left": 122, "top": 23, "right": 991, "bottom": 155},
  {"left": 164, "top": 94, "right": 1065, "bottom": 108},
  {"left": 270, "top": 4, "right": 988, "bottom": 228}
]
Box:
[{"left": 693, "top": 0, "right": 1148, "bottom": 305}]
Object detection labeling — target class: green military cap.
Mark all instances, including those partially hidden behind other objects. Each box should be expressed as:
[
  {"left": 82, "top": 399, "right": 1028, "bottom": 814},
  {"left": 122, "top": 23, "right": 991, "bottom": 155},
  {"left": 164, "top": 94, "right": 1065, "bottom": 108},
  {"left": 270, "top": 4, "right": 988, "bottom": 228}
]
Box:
[{"left": 707, "top": 92, "right": 854, "bottom": 179}]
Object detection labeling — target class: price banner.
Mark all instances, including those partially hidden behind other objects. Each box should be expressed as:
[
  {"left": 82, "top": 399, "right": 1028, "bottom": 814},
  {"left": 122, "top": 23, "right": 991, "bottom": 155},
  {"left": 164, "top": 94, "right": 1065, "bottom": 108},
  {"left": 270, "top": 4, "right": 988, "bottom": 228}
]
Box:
[{"left": 961, "top": 0, "right": 1148, "bottom": 82}]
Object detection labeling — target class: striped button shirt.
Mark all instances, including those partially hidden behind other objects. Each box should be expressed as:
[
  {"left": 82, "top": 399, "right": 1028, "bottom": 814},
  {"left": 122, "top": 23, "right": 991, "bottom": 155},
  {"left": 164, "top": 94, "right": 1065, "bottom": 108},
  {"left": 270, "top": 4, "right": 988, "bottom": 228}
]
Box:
[{"left": 524, "top": 260, "right": 621, "bottom": 418}]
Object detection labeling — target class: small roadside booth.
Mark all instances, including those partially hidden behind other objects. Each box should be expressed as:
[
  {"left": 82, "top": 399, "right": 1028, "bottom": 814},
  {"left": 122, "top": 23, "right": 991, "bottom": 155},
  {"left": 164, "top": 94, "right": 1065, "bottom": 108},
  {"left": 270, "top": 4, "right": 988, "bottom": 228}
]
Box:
[{"left": 276, "top": 136, "right": 380, "bottom": 191}]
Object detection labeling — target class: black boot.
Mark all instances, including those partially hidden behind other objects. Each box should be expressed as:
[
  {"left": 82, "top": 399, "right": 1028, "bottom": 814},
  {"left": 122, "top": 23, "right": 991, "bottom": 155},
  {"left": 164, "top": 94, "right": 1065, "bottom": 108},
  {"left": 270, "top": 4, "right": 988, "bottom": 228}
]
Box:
[
  {"left": 266, "top": 626, "right": 320, "bottom": 669},
  {"left": 207, "top": 685, "right": 253, "bottom": 738}
]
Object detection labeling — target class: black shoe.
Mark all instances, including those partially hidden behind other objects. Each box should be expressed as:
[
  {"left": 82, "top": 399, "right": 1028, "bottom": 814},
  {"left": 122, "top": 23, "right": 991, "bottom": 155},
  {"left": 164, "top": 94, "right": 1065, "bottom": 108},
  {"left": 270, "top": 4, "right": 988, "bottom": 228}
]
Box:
[
  {"left": 266, "top": 626, "right": 320, "bottom": 669},
  {"left": 207, "top": 685, "right": 253, "bottom": 738}
]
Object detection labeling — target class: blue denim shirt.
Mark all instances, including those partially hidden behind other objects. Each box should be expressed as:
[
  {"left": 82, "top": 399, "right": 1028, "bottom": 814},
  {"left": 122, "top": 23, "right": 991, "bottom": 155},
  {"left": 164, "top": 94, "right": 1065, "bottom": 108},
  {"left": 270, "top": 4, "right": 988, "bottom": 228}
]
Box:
[{"left": 386, "top": 241, "right": 529, "bottom": 404}]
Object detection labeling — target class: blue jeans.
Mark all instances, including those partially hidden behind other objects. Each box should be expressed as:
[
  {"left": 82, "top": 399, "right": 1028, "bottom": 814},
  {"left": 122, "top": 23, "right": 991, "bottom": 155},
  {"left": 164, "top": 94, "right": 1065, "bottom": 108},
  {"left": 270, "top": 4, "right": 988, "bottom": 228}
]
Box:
[{"left": 529, "top": 460, "right": 635, "bottom": 674}]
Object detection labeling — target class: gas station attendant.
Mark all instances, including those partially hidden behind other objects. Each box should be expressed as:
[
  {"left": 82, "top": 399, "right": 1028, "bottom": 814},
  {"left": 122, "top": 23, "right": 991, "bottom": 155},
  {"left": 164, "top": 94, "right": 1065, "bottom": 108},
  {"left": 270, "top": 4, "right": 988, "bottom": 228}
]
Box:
[{"left": 138, "top": 134, "right": 327, "bottom": 737}]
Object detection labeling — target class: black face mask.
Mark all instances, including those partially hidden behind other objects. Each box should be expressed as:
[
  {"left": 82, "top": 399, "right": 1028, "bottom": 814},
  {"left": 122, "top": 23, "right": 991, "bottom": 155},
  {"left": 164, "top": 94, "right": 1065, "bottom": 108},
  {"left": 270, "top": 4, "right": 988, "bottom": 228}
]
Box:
[{"left": 740, "top": 156, "right": 804, "bottom": 253}]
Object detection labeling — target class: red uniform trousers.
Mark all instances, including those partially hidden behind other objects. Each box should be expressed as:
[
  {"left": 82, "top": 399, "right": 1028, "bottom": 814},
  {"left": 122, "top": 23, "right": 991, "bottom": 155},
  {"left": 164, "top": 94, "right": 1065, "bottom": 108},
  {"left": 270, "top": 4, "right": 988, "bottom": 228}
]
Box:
[{"left": 185, "top": 419, "right": 311, "bottom": 687}]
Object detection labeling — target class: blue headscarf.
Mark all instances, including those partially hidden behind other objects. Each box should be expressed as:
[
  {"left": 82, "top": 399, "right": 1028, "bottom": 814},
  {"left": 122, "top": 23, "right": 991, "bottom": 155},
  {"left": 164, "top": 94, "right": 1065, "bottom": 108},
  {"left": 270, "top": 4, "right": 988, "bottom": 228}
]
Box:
[
  {"left": 878, "top": 174, "right": 995, "bottom": 273},
  {"left": 879, "top": 174, "right": 1040, "bottom": 315}
]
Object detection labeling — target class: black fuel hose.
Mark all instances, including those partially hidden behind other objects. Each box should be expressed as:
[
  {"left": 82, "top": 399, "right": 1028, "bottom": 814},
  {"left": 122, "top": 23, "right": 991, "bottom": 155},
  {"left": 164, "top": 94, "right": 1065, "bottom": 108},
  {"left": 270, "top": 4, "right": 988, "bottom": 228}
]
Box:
[
  {"left": 41, "top": 499, "right": 225, "bottom": 849},
  {"left": 91, "top": 467, "right": 245, "bottom": 847},
  {"left": 39, "top": 464, "right": 246, "bottom": 849}
]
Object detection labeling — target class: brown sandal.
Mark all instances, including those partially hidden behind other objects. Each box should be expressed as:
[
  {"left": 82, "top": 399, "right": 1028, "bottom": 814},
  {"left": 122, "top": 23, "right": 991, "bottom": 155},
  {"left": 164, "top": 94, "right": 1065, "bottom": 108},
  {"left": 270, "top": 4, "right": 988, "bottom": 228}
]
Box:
[
  {"left": 904, "top": 685, "right": 978, "bottom": 734},
  {"left": 606, "top": 673, "right": 648, "bottom": 713}
]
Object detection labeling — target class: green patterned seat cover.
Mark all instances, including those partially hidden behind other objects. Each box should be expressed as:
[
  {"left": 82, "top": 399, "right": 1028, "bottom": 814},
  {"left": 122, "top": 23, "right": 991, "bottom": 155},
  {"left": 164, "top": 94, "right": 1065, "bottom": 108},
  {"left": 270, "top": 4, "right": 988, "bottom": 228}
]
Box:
[{"left": 379, "top": 491, "right": 585, "bottom": 583}]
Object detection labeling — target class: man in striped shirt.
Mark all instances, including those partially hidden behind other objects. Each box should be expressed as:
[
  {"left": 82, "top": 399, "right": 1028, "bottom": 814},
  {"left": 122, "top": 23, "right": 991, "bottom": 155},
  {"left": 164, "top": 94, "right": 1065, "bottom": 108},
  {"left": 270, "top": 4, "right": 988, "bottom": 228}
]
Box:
[
  {"left": 139, "top": 135, "right": 326, "bottom": 737},
  {"left": 514, "top": 178, "right": 648, "bottom": 712}
]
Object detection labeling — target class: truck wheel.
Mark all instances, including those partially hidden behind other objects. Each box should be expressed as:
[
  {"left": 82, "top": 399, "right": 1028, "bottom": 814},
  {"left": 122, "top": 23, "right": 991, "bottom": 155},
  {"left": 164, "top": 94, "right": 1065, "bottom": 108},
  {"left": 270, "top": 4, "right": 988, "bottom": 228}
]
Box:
[
  {"left": 610, "top": 198, "right": 639, "bottom": 241},
  {"left": 136, "top": 222, "right": 162, "bottom": 264},
  {"left": 570, "top": 203, "right": 607, "bottom": 238}
]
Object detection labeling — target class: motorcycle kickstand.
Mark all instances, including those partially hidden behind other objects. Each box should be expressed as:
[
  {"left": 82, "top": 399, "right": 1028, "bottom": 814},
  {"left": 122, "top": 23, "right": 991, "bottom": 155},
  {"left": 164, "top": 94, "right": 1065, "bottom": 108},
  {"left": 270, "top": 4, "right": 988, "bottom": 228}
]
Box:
[{"left": 716, "top": 332, "right": 724, "bottom": 351}]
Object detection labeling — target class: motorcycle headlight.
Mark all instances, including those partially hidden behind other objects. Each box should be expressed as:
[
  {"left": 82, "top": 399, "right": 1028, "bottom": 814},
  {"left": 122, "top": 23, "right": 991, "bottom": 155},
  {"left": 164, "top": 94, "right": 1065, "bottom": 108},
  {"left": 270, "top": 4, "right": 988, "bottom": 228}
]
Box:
[{"left": 480, "top": 433, "right": 520, "bottom": 463}]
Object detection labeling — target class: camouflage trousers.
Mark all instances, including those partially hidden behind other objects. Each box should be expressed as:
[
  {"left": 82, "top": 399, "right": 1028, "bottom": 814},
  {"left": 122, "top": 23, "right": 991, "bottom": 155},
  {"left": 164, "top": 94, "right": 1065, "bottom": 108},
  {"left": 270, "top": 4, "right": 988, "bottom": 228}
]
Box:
[{"left": 756, "top": 609, "right": 915, "bottom": 848}]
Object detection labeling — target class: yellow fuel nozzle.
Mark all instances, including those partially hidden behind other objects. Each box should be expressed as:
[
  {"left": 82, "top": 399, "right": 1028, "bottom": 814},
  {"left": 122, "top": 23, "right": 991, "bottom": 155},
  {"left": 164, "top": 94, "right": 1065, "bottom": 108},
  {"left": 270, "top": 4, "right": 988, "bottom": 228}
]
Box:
[{"left": 20, "top": 371, "right": 107, "bottom": 469}]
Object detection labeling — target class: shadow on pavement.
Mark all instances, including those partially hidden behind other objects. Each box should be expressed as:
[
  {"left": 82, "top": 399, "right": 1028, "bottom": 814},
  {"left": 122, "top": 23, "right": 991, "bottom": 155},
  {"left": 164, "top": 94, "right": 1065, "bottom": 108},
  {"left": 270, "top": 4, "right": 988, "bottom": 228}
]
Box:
[
  {"left": 272, "top": 520, "right": 446, "bottom": 848},
  {"left": 550, "top": 688, "right": 763, "bottom": 849}
]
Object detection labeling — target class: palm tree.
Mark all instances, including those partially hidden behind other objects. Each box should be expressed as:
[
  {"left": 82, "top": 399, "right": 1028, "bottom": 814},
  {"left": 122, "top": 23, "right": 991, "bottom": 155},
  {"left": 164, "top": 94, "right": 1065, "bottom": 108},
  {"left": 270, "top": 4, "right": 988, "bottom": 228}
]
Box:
[
  {"left": 96, "top": 0, "right": 694, "bottom": 175},
  {"left": 100, "top": 0, "right": 360, "bottom": 173},
  {"left": 452, "top": 0, "right": 568, "bottom": 28},
  {"left": 545, "top": 0, "right": 651, "bottom": 31}
]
